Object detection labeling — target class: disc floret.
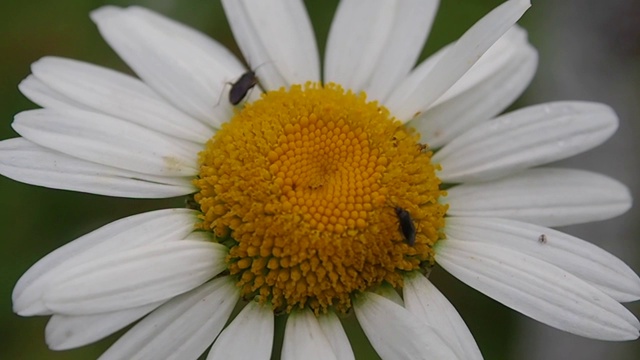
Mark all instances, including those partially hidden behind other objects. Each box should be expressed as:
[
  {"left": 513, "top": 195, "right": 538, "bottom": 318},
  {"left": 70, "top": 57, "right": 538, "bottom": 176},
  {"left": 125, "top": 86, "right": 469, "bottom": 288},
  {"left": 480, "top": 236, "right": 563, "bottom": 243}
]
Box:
[{"left": 195, "top": 82, "right": 446, "bottom": 313}]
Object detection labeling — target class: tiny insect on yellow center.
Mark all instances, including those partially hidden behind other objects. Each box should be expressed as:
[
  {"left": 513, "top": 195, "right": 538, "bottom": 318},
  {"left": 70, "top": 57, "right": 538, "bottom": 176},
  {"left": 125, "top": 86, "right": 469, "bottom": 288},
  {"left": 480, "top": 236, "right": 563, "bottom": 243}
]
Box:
[{"left": 194, "top": 82, "right": 447, "bottom": 313}]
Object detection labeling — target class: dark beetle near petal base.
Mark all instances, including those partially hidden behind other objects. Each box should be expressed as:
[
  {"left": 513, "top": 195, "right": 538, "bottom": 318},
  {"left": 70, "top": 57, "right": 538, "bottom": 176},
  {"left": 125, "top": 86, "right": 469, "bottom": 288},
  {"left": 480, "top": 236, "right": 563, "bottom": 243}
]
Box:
[
  {"left": 229, "top": 70, "right": 259, "bottom": 105},
  {"left": 395, "top": 207, "right": 416, "bottom": 246}
]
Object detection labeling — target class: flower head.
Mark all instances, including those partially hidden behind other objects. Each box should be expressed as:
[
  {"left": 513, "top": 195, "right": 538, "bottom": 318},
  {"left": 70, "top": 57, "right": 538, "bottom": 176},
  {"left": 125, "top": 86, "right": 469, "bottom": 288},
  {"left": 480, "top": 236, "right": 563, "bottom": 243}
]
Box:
[{"left": 2, "top": 0, "right": 639, "bottom": 359}]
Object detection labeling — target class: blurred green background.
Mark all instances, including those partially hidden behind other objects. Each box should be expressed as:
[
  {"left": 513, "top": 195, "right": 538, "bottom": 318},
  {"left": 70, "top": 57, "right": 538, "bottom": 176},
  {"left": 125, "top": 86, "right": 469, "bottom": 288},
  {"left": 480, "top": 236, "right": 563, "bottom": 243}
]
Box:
[{"left": 0, "top": 0, "right": 638, "bottom": 359}]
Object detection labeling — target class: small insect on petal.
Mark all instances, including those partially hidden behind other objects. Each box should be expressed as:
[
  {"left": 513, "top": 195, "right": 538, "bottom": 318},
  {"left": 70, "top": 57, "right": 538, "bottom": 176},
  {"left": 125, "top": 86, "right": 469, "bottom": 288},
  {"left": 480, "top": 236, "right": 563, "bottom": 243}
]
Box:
[
  {"left": 229, "top": 71, "right": 258, "bottom": 105},
  {"left": 538, "top": 233, "right": 547, "bottom": 244},
  {"left": 395, "top": 207, "right": 416, "bottom": 246}
]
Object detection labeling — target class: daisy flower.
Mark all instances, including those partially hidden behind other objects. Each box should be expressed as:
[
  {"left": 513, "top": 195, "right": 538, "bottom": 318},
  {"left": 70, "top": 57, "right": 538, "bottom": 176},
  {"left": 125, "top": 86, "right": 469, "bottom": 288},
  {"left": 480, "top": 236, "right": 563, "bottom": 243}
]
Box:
[{"left": 2, "top": 0, "right": 639, "bottom": 359}]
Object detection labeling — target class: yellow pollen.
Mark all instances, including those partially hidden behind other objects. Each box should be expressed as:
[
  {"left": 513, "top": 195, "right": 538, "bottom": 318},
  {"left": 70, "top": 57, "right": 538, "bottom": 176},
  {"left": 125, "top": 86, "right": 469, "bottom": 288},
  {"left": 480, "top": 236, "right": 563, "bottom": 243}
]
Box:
[{"left": 194, "top": 82, "right": 447, "bottom": 313}]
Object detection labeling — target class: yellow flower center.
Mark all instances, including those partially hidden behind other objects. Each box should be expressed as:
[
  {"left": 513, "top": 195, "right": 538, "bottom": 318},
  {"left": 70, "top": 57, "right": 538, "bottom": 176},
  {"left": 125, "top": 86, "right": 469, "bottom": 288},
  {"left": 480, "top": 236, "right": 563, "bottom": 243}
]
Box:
[{"left": 194, "top": 82, "right": 446, "bottom": 313}]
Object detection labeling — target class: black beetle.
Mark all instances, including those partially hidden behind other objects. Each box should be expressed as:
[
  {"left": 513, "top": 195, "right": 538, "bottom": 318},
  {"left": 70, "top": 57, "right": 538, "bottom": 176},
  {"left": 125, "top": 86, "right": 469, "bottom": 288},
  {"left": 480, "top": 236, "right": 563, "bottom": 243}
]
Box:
[
  {"left": 395, "top": 207, "right": 416, "bottom": 246},
  {"left": 228, "top": 70, "right": 259, "bottom": 105}
]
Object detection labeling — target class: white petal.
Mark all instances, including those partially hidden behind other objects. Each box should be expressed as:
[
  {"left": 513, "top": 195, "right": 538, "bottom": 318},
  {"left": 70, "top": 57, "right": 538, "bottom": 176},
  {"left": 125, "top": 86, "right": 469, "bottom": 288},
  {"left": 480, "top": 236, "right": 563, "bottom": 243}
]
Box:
[
  {"left": 430, "top": 26, "right": 529, "bottom": 107},
  {"left": 13, "top": 208, "right": 198, "bottom": 316},
  {"left": 45, "top": 301, "right": 164, "bottom": 350},
  {"left": 317, "top": 311, "right": 355, "bottom": 360},
  {"left": 386, "top": 0, "right": 531, "bottom": 120},
  {"left": 13, "top": 108, "right": 200, "bottom": 177},
  {"left": 445, "top": 167, "right": 632, "bottom": 227},
  {"left": 384, "top": 42, "right": 447, "bottom": 116},
  {"left": 282, "top": 309, "right": 337, "bottom": 360},
  {"left": 207, "top": 301, "right": 274, "bottom": 360},
  {"left": 354, "top": 292, "right": 460, "bottom": 360},
  {"left": 373, "top": 284, "right": 404, "bottom": 307},
  {"left": 184, "top": 231, "right": 214, "bottom": 242},
  {"left": 433, "top": 102, "right": 619, "bottom": 183},
  {"left": 324, "top": 0, "right": 438, "bottom": 102},
  {"left": 404, "top": 273, "right": 482, "bottom": 360},
  {"left": 363, "top": 0, "right": 439, "bottom": 102},
  {"left": 43, "top": 240, "right": 227, "bottom": 315},
  {"left": 27, "top": 56, "right": 215, "bottom": 144},
  {"left": 100, "top": 278, "right": 238, "bottom": 360},
  {"left": 221, "top": 0, "right": 320, "bottom": 89},
  {"left": 91, "top": 6, "right": 245, "bottom": 128},
  {"left": 19, "top": 75, "right": 85, "bottom": 110},
  {"left": 444, "top": 217, "right": 640, "bottom": 302},
  {"left": 436, "top": 239, "right": 640, "bottom": 340},
  {"left": 409, "top": 26, "right": 538, "bottom": 148},
  {"left": 0, "top": 138, "right": 195, "bottom": 198},
  {"left": 324, "top": 0, "right": 396, "bottom": 92}
]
